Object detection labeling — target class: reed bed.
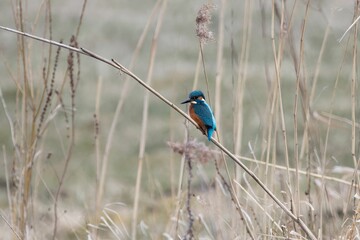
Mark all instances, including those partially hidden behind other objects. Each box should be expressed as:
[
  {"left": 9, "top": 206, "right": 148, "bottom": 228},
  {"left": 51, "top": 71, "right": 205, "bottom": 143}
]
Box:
[{"left": 0, "top": 0, "right": 359, "bottom": 239}]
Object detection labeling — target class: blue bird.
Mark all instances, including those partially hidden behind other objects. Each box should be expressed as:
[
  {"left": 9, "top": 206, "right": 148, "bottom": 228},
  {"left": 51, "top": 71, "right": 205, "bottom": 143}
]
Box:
[{"left": 181, "top": 90, "right": 216, "bottom": 141}]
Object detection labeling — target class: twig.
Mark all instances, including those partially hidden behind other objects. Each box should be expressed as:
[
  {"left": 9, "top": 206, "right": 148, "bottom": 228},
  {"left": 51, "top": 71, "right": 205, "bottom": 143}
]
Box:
[
  {"left": 95, "top": 0, "right": 161, "bottom": 217},
  {"left": 0, "top": 212, "right": 22, "bottom": 240},
  {"left": 338, "top": 14, "right": 360, "bottom": 43},
  {"left": 214, "top": 0, "right": 226, "bottom": 131},
  {"left": 2, "top": 146, "right": 10, "bottom": 204},
  {"left": 0, "top": 86, "right": 21, "bottom": 161},
  {"left": 75, "top": 0, "right": 88, "bottom": 38},
  {"left": 197, "top": 2, "right": 255, "bottom": 238},
  {"left": 52, "top": 36, "right": 78, "bottom": 240},
  {"left": 293, "top": 0, "right": 311, "bottom": 218},
  {"left": 184, "top": 149, "right": 194, "bottom": 240},
  {"left": 132, "top": 1, "right": 167, "bottom": 239},
  {"left": 0, "top": 26, "right": 317, "bottom": 240}
]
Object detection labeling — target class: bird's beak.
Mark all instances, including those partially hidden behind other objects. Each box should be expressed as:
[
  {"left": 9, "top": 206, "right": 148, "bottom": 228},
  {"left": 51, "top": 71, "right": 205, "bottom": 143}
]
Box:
[{"left": 181, "top": 99, "right": 191, "bottom": 104}]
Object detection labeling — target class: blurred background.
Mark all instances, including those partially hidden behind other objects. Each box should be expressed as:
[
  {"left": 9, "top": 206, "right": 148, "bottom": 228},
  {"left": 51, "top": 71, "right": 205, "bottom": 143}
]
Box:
[{"left": 0, "top": 0, "right": 359, "bottom": 239}]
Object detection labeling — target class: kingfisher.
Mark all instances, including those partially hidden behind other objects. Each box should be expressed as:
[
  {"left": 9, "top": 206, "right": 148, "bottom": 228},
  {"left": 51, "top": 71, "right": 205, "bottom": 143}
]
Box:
[{"left": 181, "top": 90, "right": 216, "bottom": 141}]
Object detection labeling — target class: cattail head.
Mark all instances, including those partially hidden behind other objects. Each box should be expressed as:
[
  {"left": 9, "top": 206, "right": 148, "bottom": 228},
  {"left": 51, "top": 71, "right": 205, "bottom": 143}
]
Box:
[{"left": 196, "top": 3, "right": 215, "bottom": 44}]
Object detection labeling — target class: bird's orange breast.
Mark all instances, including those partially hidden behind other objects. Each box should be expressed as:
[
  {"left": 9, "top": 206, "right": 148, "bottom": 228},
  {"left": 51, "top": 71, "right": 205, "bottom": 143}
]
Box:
[{"left": 189, "top": 104, "right": 207, "bottom": 134}]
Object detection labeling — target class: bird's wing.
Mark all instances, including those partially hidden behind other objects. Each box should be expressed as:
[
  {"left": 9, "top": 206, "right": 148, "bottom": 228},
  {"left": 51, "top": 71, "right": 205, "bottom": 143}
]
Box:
[{"left": 193, "top": 103, "right": 216, "bottom": 129}]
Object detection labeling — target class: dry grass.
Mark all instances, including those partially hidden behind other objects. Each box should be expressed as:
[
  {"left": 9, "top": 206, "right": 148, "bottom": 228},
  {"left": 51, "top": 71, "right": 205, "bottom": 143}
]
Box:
[{"left": 1, "top": 0, "right": 360, "bottom": 239}]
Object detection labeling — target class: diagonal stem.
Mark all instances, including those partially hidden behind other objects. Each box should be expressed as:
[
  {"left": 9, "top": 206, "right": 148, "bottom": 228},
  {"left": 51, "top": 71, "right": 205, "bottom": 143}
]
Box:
[{"left": 0, "top": 25, "right": 317, "bottom": 240}]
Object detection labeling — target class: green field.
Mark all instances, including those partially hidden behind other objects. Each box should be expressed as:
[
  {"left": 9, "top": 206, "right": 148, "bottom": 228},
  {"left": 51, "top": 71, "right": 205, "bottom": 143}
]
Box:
[{"left": 1, "top": 0, "right": 360, "bottom": 239}]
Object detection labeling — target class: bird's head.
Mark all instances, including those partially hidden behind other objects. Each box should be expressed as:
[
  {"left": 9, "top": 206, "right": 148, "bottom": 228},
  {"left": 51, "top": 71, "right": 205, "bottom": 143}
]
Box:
[{"left": 181, "top": 90, "right": 205, "bottom": 104}]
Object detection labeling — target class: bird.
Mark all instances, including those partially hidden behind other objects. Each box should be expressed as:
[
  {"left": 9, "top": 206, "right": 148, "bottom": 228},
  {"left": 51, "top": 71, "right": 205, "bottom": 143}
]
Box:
[{"left": 181, "top": 90, "right": 216, "bottom": 141}]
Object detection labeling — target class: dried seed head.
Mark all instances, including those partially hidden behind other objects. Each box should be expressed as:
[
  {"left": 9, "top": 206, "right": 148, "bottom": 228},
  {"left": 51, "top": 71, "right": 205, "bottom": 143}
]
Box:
[
  {"left": 196, "top": 3, "right": 215, "bottom": 44},
  {"left": 167, "top": 139, "right": 220, "bottom": 164}
]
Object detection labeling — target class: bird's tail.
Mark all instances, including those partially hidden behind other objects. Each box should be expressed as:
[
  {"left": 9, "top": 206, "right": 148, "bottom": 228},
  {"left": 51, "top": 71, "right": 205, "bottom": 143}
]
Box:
[{"left": 207, "top": 128, "right": 215, "bottom": 141}]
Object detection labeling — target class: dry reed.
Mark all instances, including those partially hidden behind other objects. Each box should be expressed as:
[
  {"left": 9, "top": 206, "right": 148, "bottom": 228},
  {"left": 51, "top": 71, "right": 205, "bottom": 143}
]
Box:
[{"left": 1, "top": 1, "right": 360, "bottom": 239}]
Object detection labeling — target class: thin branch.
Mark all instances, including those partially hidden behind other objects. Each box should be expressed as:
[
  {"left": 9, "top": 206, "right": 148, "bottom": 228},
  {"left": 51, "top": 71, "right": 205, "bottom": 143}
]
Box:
[
  {"left": 338, "top": 14, "right": 360, "bottom": 43},
  {"left": 132, "top": 2, "right": 166, "bottom": 239},
  {"left": 0, "top": 86, "right": 21, "bottom": 160},
  {"left": 0, "top": 212, "right": 22, "bottom": 240},
  {"left": 0, "top": 26, "right": 317, "bottom": 240}
]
